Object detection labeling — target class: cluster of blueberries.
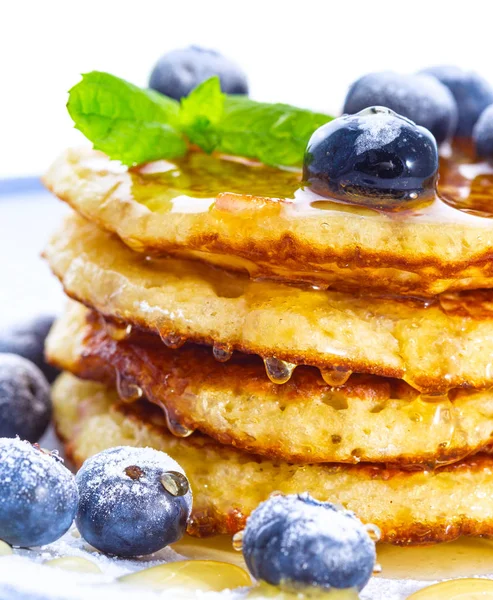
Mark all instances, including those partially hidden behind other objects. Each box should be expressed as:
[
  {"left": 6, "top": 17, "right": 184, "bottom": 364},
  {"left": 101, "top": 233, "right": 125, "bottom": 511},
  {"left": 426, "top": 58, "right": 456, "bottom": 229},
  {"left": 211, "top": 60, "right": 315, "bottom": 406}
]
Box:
[
  {"left": 0, "top": 440, "right": 192, "bottom": 556},
  {"left": 149, "top": 47, "right": 493, "bottom": 209},
  {"left": 0, "top": 318, "right": 376, "bottom": 591}
]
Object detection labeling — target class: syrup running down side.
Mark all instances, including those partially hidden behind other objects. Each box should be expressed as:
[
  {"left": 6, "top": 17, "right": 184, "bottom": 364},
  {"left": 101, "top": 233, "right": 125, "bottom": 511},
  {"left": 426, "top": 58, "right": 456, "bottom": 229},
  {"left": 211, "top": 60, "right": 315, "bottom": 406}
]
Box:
[
  {"left": 46, "top": 302, "right": 493, "bottom": 466},
  {"left": 44, "top": 214, "right": 493, "bottom": 395}
]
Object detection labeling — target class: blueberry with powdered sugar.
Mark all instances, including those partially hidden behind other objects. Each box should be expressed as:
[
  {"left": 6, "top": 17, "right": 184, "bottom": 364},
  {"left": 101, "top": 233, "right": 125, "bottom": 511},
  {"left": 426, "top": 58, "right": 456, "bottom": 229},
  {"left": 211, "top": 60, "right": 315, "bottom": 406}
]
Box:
[
  {"left": 241, "top": 494, "right": 376, "bottom": 592},
  {"left": 76, "top": 446, "right": 192, "bottom": 557},
  {"left": 304, "top": 106, "right": 438, "bottom": 210},
  {"left": 0, "top": 353, "right": 52, "bottom": 442},
  {"left": 0, "top": 438, "right": 78, "bottom": 547},
  {"left": 474, "top": 104, "right": 493, "bottom": 158},
  {"left": 343, "top": 71, "right": 457, "bottom": 145},
  {"left": 420, "top": 65, "right": 493, "bottom": 137}
]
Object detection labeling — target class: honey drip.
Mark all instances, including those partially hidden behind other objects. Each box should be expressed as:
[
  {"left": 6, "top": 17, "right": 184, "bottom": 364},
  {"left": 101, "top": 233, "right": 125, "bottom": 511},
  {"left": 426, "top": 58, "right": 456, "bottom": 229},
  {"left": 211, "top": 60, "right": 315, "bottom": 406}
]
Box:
[
  {"left": 44, "top": 556, "right": 101, "bottom": 574},
  {"left": 212, "top": 344, "right": 233, "bottom": 362},
  {"left": 399, "top": 392, "right": 473, "bottom": 468},
  {"left": 161, "top": 471, "right": 190, "bottom": 497},
  {"left": 104, "top": 320, "right": 132, "bottom": 341},
  {"left": 159, "top": 403, "right": 195, "bottom": 438},
  {"left": 407, "top": 578, "right": 493, "bottom": 599},
  {"left": 119, "top": 559, "right": 252, "bottom": 591},
  {"left": 159, "top": 331, "right": 186, "bottom": 349},
  {"left": 264, "top": 357, "right": 296, "bottom": 384},
  {"left": 116, "top": 372, "right": 143, "bottom": 403},
  {"left": 365, "top": 523, "right": 381, "bottom": 543},
  {"left": 321, "top": 369, "right": 352, "bottom": 387},
  {"left": 232, "top": 530, "right": 244, "bottom": 552}
]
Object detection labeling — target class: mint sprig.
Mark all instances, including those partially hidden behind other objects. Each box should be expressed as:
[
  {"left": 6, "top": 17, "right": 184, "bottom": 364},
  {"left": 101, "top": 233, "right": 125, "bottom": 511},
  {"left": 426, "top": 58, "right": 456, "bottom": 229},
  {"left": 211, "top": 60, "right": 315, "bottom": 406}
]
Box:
[
  {"left": 180, "top": 77, "right": 225, "bottom": 153},
  {"left": 68, "top": 71, "right": 333, "bottom": 167}
]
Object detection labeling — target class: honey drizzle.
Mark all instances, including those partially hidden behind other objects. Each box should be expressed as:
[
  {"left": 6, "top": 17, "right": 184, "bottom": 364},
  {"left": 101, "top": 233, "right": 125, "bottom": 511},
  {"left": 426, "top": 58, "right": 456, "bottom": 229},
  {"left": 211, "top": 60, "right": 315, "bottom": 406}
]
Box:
[
  {"left": 159, "top": 331, "right": 186, "bottom": 349},
  {"left": 263, "top": 357, "right": 297, "bottom": 384},
  {"left": 321, "top": 369, "right": 353, "bottom": 387},
  {"left": 115, "top": 372, "right": 143, "bottom": 403},
  {"left": 232, "top": 530, "right": 244, "bottom": 552},
  {"left": 157, "top": 401, "right": 195, "bottom": 438},
  {"left": 104, "top": 320, "right": 133, "bottom": 341},
  {"left": 212, "top": 343, "right": 233, "bottom": 362},
  {"left": 128, "top": 142, "right": 493, "bottom": 222}
]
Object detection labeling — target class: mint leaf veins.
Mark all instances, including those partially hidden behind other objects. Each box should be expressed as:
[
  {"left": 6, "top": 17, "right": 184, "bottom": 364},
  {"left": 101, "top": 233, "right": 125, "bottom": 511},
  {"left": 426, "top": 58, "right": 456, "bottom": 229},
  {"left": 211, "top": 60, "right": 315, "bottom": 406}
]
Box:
[
  {"left": 67, "top": 72, "right": 187, "bottom": 166},
  {"left": 67, "top": 71, "right": 333, "bottom": 167}
]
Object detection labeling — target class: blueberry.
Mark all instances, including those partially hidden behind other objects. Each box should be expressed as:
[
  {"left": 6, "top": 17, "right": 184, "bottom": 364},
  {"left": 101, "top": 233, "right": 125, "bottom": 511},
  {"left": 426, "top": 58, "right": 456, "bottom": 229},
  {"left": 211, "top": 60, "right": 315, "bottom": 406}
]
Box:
[
  {"left": 304, "top": 106, "right": 439, "bottom": 209},
  {"left": 0, "top": 354, "right": 51, "bottom": 443},
  {"left": 149, "top": 46, "right": 248, "bottom": 101},
  {"left": 0, "top": 315, "right": 59, "bottom": 383},
  {"left": 242, "top": 494, "right": 376, "bottom": 591},
  {"left": 473, "top": 104, "right": 493, "bottom": 158},
  {"left": 76, "top": 446, "right": 192, "bottom": 557},
  {"left": 420, "top": 66, "right": 493, "bottom": 137},
  {"left": 0, "top": 438, "right": 78, "bottom": 547},
  {"left": 343, "top": 71, "right": 457, "bottom": 145}
]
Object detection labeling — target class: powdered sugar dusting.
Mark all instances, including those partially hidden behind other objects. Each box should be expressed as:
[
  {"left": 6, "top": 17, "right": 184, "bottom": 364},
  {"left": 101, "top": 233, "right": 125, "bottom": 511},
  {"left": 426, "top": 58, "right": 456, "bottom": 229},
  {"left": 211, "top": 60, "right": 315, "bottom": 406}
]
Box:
[
  {"left": 0, "top": 524, "right": 460, "bottom": 600},
  {"left": 0, "top": 438, "right": 476, "bottom": 599},
  {"left": 0, "top": 438, "right": 75, "bottom": 512},
  {"left": 77, "top": 446, "right": 191, "bottom": 519},
  {"left": 355, "top": 111, "right": 402, "bottom": 155}
]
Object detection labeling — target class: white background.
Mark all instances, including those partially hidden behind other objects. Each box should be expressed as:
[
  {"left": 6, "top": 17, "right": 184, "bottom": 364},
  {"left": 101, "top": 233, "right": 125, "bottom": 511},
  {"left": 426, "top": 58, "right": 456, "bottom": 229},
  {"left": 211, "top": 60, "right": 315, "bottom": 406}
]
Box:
[{"left": 1, "top": 0, "right": 493, "bottom": 177}]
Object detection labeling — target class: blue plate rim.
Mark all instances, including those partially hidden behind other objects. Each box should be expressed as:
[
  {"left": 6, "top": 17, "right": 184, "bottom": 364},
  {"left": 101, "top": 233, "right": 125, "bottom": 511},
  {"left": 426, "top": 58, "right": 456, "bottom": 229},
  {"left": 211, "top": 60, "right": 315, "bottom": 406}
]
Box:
[{"left": 0, "top": 176, "right": 45, "bottom": 197}]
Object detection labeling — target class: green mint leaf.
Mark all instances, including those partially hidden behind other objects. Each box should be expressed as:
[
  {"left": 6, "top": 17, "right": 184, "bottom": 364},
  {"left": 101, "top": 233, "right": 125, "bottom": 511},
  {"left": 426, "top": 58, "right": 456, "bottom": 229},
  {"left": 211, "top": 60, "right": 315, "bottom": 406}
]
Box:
[
  {"left": 67, "top": 71, "right": 187, "bottom": 166},
  {"left": 180, "top": 76, "right": 225, "bottom": 153},
  {"left": 213, "top": 96, "right": 333, "bottom": 166}
]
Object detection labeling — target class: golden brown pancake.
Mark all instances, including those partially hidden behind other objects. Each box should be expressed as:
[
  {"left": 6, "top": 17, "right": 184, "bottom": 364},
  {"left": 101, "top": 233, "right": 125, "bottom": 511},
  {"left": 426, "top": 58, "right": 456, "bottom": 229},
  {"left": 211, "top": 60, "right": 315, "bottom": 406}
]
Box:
[
  {"left": 53, "top": 372, "right": 493, "bottom": 546},
  {"left": 45, "top": 213, "right": 493, "bottom": 394},
  {"left": 46, "top": 302, "right": 493, "bottom": 466},
  {"left": 43, "top": 145, "right": 493, "bottom": 297}
]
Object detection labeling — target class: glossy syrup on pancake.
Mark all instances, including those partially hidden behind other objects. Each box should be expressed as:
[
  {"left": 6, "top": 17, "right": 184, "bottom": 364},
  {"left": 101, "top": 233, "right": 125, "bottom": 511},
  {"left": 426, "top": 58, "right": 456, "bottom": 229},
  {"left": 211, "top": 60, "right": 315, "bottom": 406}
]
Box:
[
  {"left": 52, "top": 372, "right": 493, "bottom": 545},
  {"left": 130, "top": 141, "right": 493, "bottom": 220},
  {"left": 44, "top": 144, "right": 493, "bottom": 296},
  {"left": 44, "top": 214, "right": 493, "bottom": 394},
  {"left": 46, "top": 301, "right": 493, "bottom": 467}
]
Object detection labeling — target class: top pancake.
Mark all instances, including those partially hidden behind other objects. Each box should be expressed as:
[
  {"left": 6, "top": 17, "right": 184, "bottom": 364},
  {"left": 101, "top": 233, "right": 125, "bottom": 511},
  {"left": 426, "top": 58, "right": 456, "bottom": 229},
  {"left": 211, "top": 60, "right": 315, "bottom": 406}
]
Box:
[{"left": 43, "top": 143, "right": 493, "bottom": 297}]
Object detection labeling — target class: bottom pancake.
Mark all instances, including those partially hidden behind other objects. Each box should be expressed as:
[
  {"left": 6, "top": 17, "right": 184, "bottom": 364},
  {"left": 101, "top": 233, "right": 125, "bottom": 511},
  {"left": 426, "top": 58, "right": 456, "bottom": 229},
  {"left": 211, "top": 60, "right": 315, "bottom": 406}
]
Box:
[{"left": 53, "top": 372, "right": 493, "bottom": 546}]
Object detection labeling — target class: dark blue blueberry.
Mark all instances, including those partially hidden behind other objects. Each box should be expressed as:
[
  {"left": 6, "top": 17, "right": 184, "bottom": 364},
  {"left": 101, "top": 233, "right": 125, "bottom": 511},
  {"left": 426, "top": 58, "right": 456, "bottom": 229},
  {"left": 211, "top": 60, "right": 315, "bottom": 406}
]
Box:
[
  {"left": 76, "top": 446, "right": 192, "bottom": 557},
  {"left": 303, "top": 106, "right": 439, "bottom": 210},
  {"left": 0, "top": 315, "right": 59, "bottom": 383},
  {"left": 242, "top": 494, "right": 376, "bottom": 591},
  {"left": 420, "top": 66, "right": 493, "bottom": 137},
  {"left": 473, "top": 104, "right": 493, "bottom": 158},
  {"left": 0, "top": 438, "right": 78, "bottom": 547},
  {"left": 343, "top": 71, "right": 457, "bottom": 145},
  {"left": 0, "top": 354, "right": 51, "bottom": 443},
  {"left": 149, "top": 46, "right": 248, "bottom": 101}
]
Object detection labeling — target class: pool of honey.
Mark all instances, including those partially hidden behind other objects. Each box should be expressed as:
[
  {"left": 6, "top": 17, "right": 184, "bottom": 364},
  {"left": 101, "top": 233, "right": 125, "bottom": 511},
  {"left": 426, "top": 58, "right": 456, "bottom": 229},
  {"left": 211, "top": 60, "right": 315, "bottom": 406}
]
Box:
[
  {"left": 173, "top": 534, "right": 493, "bottom": 582},
  {"left": 131, "top": 140, "right": 493, "bottom": 224}
]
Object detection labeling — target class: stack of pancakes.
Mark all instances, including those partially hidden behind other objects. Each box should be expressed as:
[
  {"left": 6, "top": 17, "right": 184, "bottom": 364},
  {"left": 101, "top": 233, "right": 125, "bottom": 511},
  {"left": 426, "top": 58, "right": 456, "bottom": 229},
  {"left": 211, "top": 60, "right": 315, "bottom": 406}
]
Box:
[{"left": 43, "top": 144, "right": 493, "bottom": 545}]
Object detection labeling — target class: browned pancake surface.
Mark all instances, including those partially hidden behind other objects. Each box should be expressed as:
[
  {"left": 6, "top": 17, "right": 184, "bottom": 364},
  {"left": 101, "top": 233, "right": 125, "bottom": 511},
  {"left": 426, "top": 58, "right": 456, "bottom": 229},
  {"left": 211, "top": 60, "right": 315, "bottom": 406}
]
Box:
[
  {"left": 47, "top": 302, "right": 493, "bottom": 466},
  {"left": 53, "top": 372, "right": 493, "bottom": 546},
  {"left": 45, "top": 214, "right": 493, "bottom": 394},
  {"left": 43, "top": 144, "right": 493, "bottom": 297}
]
